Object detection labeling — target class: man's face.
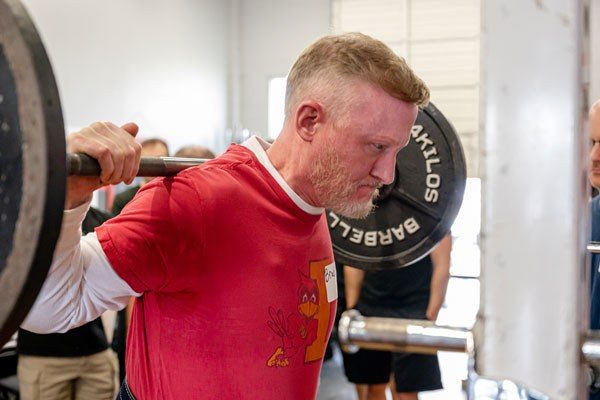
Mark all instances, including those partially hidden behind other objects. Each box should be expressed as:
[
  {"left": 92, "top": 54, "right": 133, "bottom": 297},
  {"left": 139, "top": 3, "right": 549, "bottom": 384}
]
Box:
[
  {"left": 589, "top": 106, "right": 600, "bottom": 189},
  {"left": 309, "top": 82, "right": 418, "bottom": 219}
]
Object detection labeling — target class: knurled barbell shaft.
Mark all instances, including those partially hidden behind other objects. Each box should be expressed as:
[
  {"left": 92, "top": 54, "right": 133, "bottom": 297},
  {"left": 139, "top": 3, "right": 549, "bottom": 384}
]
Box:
[
  {"left": 337, "top": 310, "right": 474, "bottom": 355},
  {"left": 67, "top": 153, "right": 207, "bottom": 177}
]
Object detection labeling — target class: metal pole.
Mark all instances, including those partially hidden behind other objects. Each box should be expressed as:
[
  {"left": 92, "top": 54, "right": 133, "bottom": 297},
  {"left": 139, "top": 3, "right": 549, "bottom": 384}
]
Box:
[
  {"left": 337, "top": 310, "right": 473, "bottom": 355},
  {"left": 479, "top": 0, "right": 588, "bottom": 397},
  {"left": 583, "top": 331, "right": 600, "bottom": 367},
  {"left": 588, "top": 242, "right": 600, "bottom": 254}
]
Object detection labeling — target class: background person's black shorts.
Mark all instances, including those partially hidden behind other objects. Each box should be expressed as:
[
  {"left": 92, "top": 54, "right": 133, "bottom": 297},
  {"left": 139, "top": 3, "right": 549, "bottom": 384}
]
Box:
[{"left": 342, "top": 347, "right": 443, "bottom": 393}]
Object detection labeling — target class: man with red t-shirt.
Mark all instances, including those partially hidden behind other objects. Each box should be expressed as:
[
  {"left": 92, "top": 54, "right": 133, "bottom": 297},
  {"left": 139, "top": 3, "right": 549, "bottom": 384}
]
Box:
[{"left": 22, "top": 33, "right": 430, "bottom": 399}]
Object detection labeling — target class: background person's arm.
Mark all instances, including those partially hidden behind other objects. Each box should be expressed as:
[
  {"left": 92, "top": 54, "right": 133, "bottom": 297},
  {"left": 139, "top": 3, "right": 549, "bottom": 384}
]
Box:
[
  {"left": 344, "top": 265, "right": 365, "bottom": 309},
  {"left": 426, "top": 234, "right": 452, "bottom": 321}
]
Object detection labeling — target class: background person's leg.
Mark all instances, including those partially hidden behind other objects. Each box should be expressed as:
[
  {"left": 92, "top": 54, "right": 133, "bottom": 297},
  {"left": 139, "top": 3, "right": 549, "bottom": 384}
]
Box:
[
  {"left": 342, "top": 348, "right": 392, "bottom": 400},
  {"left": 392, "top": 352, "right": 442, "bottom": 398},
  {"left": 74, "top": 349, "right": 119, "bottom": 400},
  {"left": 366, "top": 382, "right": 388, "bottom": 400},
  {"left": 355, "top": 383, "right": 368, "bottom": 400},
  {"left": 390, "top": 374, "right": 417, "bottom": 400},
  {"left": 393, "top": 391, "right": 418, "bottom": 400},
  {"left": 18, "top": 355, "right": 78, "bottom": 400}
]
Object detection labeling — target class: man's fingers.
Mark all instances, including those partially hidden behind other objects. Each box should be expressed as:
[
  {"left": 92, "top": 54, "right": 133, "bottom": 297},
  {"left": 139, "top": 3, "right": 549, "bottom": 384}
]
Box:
[
  {"left": 68, "top": 127, "right": 116, "bottom": 183},
  {"left": 68, "top": 121, "right": 143, "bottom": 184},
  {"left": 94, "top": 123, "right": 126, "bottom": 183},
  {"left": 121, "top": 143, "right": 141, "bottom": 183},
  {"left": 121, "top": 122, "right": 139, "bottom": 137},
  {"left": 96, "top": 122, "right": 141, "bottom": 184},
  {"left": 131, "top": 142, "right": 142, "bottom": 178},
  {"left": 64, "top": 121, "right": 145, "bottom": 207},
  {"left": 92, "top": 142, "right": 117, "bottom": 184},
  {"left": 118, "top": 122, "right": 142, "bottom": 179}
]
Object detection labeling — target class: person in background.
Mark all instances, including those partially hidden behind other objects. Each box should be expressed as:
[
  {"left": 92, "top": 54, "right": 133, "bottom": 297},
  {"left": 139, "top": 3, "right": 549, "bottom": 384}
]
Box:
[
  {"left": 342, "top": 234, "right": 452, "bottom": 400},
  {"left": 174, "top": 144, "right": 216, "bottom": 159},
  {"left": 17, "top": 207, "right": 118, "bottom": 400},
  {"left": 588, "top": 99, "right": 600, "bottom": 400}
]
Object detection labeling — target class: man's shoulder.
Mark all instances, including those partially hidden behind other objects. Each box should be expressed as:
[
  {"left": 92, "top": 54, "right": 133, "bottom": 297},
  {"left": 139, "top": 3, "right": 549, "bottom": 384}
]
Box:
[
  {"left": 199, "top": 144, "right": 254, "bottom": 172},
  {"left": 178, "top": 146, "right": 261, "bottom": 189}
]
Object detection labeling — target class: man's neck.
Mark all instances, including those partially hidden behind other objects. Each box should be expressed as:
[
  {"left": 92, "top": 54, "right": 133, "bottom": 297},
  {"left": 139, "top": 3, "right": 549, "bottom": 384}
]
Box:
[{"left": 266, "top": 135, "right": 320, "bottom": 208}]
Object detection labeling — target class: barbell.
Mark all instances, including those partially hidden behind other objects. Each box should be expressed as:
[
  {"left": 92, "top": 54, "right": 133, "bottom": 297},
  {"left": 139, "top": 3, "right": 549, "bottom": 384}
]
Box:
[
  {"left": 0, "top": 0, "right": 466, "bottom": 346},
  {"left": 338, "top": 310, "right": 600, "bottom": 399}
]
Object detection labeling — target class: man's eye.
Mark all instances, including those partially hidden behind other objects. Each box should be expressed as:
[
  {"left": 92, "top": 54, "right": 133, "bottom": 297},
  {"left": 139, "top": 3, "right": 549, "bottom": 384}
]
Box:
[{"left": 372, "top": 143, "right": 384, "bottom": 151}]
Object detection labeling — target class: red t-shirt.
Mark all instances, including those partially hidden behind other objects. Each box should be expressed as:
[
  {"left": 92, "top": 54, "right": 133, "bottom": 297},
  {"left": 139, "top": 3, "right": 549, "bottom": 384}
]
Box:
[{"left": 96, "top": 143, "right": 337, "bottom": 399}]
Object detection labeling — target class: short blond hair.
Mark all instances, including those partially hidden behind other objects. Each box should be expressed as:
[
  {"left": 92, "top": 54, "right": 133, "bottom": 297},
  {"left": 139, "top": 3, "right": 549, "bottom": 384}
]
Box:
[{"left": 285, "top": 32, "right": 429, "bottom": 123}]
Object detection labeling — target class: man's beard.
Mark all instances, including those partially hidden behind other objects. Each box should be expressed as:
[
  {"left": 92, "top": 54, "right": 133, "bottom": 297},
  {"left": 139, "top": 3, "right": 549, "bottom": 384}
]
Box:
[{"left": 309, "top": 146, "right": 380, "bottom": 219}]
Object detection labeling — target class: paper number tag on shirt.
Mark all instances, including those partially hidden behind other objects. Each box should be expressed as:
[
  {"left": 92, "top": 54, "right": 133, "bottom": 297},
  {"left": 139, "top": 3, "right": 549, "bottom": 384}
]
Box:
[{"left": 324, "top": 262, "right": 337, "bottom": 303}]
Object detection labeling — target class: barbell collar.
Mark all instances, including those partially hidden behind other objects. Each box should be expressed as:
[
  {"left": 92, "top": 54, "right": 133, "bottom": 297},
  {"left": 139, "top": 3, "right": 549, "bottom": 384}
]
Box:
[
  {"left": 583, "top": 331, "right": 600, "bottom": 368},
  {"left": 588, "top": 242, "right": 600, "bottom": 254},
  {"left": 67, "top": 153, "right": 207, "bottom": 177},
  {"left": 338, "top": 309, "right": 474, "bottom": 355}
]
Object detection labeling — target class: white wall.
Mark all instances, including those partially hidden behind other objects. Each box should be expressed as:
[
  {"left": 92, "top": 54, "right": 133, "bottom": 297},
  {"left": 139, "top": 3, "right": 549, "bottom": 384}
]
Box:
[
  {"left": 237, "top": 0, "right": 331, "bottom": 136},
  {"left": 21, "top": 0, "right": 230, "bottom": 154},
  {"left": 19, "top": 0, "right": 332, "bottom": 151}
]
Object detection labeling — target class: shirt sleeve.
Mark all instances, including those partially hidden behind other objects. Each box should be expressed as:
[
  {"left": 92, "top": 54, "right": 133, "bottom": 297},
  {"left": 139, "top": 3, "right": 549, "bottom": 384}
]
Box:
[
  {"left": 20, "top": 201, "right": 140, "bottom": 334},
  {"left": 95, "top": 173, "right": 206, "bottom": 294}
]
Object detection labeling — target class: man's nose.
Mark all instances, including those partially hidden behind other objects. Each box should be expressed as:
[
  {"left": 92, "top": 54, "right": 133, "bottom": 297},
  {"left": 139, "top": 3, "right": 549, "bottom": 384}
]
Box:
[{"left": 371, "top": 153, "right": 396, "bottom": 185}]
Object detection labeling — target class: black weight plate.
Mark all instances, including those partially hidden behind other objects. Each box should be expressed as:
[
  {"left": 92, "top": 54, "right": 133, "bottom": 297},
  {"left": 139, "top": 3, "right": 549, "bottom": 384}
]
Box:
[
  {"left": 328, "top": 102, "right": 466, "bottom": 270},
  {"left": 0, "top": 0, "right": 65, "bottom": 346}
]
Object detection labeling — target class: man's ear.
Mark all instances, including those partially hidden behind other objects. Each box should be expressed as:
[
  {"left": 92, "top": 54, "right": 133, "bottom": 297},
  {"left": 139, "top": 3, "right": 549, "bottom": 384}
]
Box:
[{"left": 294, "top": 101, "right": 324, "bottom": 142}]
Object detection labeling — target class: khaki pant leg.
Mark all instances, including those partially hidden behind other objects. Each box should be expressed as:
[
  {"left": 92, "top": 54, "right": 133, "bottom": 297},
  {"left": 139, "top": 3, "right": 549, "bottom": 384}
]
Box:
[
  {"left": 17, "top": 355, "right": 79, "bottom": 400},
  {"left": 73, "top": 349, "right": 119, "bottom": 400}
]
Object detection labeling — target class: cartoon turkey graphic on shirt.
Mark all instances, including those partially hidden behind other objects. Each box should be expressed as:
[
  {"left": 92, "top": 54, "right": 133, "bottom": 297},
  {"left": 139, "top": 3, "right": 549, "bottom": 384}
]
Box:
[{"left": 267, "top": 271, "right": 320, "bottom": 367}]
